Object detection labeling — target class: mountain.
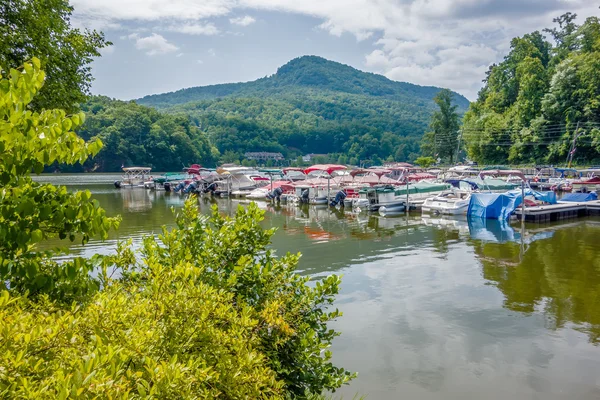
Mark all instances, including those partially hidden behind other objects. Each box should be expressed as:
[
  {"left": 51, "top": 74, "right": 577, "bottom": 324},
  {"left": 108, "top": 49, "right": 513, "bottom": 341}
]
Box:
[
  {"left": 136, "top": 56, "right": 470, "bottom": 164},
  {"left": 139, "top": 56, "right": 470, "bottom": 109}
]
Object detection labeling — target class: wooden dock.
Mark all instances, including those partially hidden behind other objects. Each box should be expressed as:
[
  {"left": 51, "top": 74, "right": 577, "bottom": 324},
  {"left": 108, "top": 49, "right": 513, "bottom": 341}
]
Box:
[{"left": 514, "top": 200, "right": 600, "bottom": 222}]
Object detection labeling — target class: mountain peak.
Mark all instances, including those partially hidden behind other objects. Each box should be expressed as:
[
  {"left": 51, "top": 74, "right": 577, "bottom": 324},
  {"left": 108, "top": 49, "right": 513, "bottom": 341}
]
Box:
[{"left": 137, "top": 56, "right": 470, "bottom": 110}]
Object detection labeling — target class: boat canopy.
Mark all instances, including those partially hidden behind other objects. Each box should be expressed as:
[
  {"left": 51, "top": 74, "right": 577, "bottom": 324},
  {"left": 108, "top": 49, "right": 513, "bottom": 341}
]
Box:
[
  {"left": 479, "top": 169, "right": 525, "bottom": 180},
  {"left": 406, "top": 172, "right": 436, "bottom": 181},
  {"left": 350, "top": 168, "right": 391, "bottom": 177},
  {"left": 258, "top": 169, "right": 282, "bottom": 174},
  {"left": 466, "top": 177, "right": 518, "bottom": 191},
  {"left": 122, "top": 167, "right": 151, "bottom": 172},
  {"left": 359, "top": 181, "right": 450, "bottom": 194},
  {"left": 448, "top": 165, "right": 479, "bottom": 173},
  {"left": 395, "top": 181, "right": 451, "bottom": 194},
  {"left": 303, "top": 164, "right": 347, "bottom": 175},
  {"left": 153, "top": 173, "right": 191, "bottom": 183},
  {"left": 283, "top": 167, "right": 304, "bottom": 174}
]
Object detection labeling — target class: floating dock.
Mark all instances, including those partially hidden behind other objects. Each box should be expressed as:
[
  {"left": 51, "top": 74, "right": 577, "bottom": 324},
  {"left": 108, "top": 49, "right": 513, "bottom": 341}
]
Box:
[{"left": 514, "top": 200, "right": 600, "bottom": 222}]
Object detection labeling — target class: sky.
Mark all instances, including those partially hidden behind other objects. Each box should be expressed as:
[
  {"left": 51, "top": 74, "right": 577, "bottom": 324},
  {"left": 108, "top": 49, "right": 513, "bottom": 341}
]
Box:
[{"left": 71, "top": 0, "right": 599, "bottom": 101}]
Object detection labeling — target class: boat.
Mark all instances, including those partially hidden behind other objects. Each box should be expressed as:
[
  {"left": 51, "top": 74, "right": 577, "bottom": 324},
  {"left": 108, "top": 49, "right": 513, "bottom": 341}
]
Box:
[
  {"left": 147, "top": 172, "right": 194, "bottom": 190},
  {"left": 353, "top": 181, "right": 451, "bottom": 212},
  {"left": 245, "top": 181, "right": 294, "bottom": 200},
  {"left": 214, "top": 166, "right": 270, "bottom": 196},
  {"left": 422, "top": 180, "right": 477, "bottom": 215},
  {"left": 114, "top": 167, "right": 152, "bottom": 188},
  {"left": 467, "top": 188, "right": 557, "bottom": 220},
  {"left": 572, "top": 169, "right": 600, "bottom": 192},
  {"left": 288, "top": 164, "right": 347, "bottom": 205}
]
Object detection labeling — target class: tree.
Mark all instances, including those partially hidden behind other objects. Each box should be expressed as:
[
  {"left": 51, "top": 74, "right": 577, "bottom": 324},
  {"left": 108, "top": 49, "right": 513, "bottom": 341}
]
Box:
[
  {"left": 421, "top": 89, "right": 460, "bottom": 163},
  {"left": 463, "top": 13, "right": 600, "bottom": 164},
  {"left": 0, "top": 0, "right": 111, "bottom": 112},
  {"left": 0, "top": 58, "right": 119, "bottom": 300},
  {"left": 414, "top": 156, "right": 436, "bottom": 168}
]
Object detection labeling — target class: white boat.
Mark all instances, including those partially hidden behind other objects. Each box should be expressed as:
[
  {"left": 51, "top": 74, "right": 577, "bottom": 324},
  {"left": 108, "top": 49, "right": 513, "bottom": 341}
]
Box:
[
  {"left": 422, "top": 189, "right": 472, "bottom": 215},
  {"left": 214, "top": 166, "right": 270, "bottom": 196},
  {"left": 114, "top": 167, "right": 152, "bottom": 188}
]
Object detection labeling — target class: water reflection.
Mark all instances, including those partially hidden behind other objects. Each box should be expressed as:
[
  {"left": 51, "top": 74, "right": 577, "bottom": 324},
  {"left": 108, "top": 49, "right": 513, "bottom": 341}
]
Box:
[{"left": 32, "top": 175, "right": 600, "bottom": 399}]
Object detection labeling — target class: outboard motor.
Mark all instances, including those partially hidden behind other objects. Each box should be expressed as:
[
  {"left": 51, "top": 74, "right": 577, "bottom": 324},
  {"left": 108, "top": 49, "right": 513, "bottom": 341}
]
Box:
[
  {"left": 163, "top": 182, "right": 171, "bottom": 192},
  {"left": 266, "top": 187, "right": 283, "bottom": 202},
  {"left": 173, "top": 181, "right": 186, "bottom": 193},
  {"left": 114, "top": 181, "right": 121, "bottom": 189},
  {"left": 330, "top": 190, "right": 347, "bottom": 207},
  {"left": 203, "top": 182, "right": 218, "bottom": 194},
  {"left": 300, "top": 188, "right": 310, "bottom": 204},
  {"left": 183, "top": 181, "right": 198, "bottom": 194}
]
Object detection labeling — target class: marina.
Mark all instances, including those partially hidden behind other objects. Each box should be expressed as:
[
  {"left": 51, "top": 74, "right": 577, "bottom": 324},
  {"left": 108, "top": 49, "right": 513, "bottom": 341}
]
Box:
[{"left": 108, "top": 163, "right": 600, "bottom": 226}]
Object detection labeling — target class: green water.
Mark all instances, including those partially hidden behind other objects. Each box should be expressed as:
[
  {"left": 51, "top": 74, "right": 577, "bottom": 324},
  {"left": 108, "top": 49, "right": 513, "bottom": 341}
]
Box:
[{"left": 34, "top": 174, "right": 600, "bottom": 399}]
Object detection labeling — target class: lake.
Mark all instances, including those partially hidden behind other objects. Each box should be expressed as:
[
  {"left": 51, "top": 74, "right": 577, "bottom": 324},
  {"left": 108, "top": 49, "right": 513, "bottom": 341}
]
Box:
[{"left": 34, "top": 174, "right": 600, "bottom": 399}]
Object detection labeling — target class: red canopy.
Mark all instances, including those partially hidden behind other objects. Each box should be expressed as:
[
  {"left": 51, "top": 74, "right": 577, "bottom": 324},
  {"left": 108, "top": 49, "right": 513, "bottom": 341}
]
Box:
[
  {"left": 283, "top": 167, "right": 305, "bottom": 174},
  {"left": 406, "top": 172, "right": 435, "bottom": 182},
  {"left": 303, "top": 164, "right": 347, "bottom": 175}
]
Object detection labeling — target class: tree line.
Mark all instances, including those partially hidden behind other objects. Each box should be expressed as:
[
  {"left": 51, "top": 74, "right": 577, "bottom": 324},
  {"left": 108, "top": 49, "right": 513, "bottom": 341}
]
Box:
[{"left": 462, "top": 13, "right": 600, "bottom": 165}]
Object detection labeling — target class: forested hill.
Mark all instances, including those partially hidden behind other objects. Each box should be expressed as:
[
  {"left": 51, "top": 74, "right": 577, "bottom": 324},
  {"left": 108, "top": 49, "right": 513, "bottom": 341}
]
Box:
[
  {"left": 135, "top": 56, "right": 469, "bottom": 165},
  {"left": 138, "top": 56, "right": 470, "bottom": 109}
]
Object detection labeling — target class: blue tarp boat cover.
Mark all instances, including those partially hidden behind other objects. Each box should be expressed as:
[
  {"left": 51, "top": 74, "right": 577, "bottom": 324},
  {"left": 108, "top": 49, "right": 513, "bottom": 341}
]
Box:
[
  {"left": 560, "top": 192, "right": 598, "bottom": 202},
  {"left": 468, "top": 189, "right": 557, "bottom": 220}
]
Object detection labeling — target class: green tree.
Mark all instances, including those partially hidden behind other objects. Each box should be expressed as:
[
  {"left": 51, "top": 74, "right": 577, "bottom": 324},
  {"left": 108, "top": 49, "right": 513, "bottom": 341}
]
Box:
[
  {"left": 0, "top": 0, "right": 111, "bottom": 112},
  {"left": 464, "top": 13, "right": 600, "bottom": 164},
  {"left": 414, "top": 156, "right": 436, "bottom": 168},
  {"left": 421, "top": 89, "right": 460, "bottom": 163},
  {"left": 0, "top": 58, "right": 119, "bottom": 300}
]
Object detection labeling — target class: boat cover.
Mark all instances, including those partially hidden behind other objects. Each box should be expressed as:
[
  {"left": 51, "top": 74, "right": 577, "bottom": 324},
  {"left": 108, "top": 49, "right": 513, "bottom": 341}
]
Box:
[
  {"left": 560, "top": 192, "right": 598, "bottom": 202},
  {"left": 466, "top": 178, "right": 518, "bottom": 191},
  {"left": 468, "top": 189, "right": 557, "bottom": 219}
]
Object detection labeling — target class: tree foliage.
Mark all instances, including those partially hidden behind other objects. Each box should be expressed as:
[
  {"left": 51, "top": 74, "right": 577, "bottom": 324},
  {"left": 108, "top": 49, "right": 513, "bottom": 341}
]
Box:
[
  {"left": 0, "top": 58, "right": 119, "bottom": 300},
  {"left": 420, "top": 89, "right": 461, "bottom": 163},
  {"left": 464, "top": 14, "right": 600, "bottom": 165},
  {"left": 70, "top": 96, "right": 218, "bottom": 172},
  {"left": 0, "top": 0, "right": 110, "bottom": 112}
]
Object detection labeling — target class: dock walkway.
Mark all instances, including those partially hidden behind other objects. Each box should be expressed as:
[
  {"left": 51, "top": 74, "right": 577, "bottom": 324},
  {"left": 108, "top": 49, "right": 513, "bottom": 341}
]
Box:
[{"left": 514, "top": 200, "right": 600, "bottom": 222}]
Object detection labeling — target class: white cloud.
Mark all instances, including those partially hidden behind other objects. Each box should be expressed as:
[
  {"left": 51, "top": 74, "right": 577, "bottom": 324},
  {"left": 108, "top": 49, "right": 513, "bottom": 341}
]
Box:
[
  {"left": 128, "top": 33, "right": 179, "bottom": 55},
  {"left": 72, "top": 0, "right": 597, "bottom": 99},
  {"left": 197, "top": 59, "right": 204, "bottom": 64},
  {"left": 167, "top": 22, "right": 219, "bottom": 35},
  {"left": 208, "top": 48, "right": 217, "bottom": 57},
  {"left": 229, "top": 15, "right": 256, "bottom": 26},
  {"left": 176, "top": 52, "right": 184, "bottom": 57},
  {"left": 71, "top": 0, "right": 234, "bottom": 21}
]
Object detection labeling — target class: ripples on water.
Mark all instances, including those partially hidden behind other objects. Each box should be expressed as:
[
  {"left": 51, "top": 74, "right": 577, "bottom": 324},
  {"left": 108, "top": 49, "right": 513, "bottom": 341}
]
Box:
[{"left": 34, "top": 174, "right": 600, "bottom": 400}]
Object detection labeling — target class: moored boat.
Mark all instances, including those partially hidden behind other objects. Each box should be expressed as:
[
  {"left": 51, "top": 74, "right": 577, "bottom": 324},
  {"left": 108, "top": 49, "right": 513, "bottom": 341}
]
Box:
[{"left": 114, "top": 167, "right": 152, "bottom": 188}]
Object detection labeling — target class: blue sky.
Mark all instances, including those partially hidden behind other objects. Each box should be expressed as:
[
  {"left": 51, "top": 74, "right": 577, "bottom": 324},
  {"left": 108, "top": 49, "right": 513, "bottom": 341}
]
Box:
[{"left": 72, "top": 0, "right": 597, "bottom": 101}]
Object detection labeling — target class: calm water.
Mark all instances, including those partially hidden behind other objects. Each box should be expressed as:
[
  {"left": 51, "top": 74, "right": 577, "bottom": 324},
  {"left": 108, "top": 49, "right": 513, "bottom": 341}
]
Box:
[{"left": 34, "top": 174, "right": 600, "bottom": 399}]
